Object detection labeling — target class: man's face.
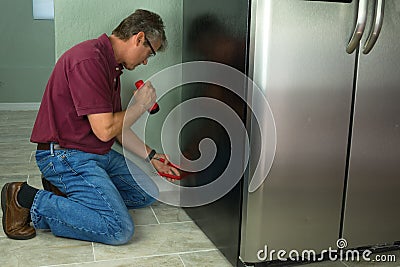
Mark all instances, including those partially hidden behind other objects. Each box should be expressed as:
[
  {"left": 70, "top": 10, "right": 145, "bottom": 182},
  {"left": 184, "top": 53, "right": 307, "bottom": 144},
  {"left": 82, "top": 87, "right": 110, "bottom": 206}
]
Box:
[{"left": 123, "top": 34, "right": 160, "bottom": 70}]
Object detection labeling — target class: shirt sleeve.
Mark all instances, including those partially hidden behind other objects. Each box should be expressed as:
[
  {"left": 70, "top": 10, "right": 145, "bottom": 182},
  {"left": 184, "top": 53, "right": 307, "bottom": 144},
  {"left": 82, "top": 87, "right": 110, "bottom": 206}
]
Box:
[{"left": 68, "top": 58, "right": 113, "bottom": 116}]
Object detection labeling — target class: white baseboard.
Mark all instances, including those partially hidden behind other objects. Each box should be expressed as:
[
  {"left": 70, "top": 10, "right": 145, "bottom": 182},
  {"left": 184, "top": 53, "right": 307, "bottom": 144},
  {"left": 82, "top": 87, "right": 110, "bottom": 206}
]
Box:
[{"left": 0, "top": 103, "right": 40, "bottom": 111}]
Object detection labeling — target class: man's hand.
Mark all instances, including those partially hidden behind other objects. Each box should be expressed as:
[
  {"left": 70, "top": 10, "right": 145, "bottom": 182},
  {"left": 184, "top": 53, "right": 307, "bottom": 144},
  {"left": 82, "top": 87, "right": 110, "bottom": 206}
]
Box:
[
  {"left": 133, "top": 81, "right": 157, "bottom": 112},
  {"left": 150, "top": 153, "right": 181, "bottom": 181}
]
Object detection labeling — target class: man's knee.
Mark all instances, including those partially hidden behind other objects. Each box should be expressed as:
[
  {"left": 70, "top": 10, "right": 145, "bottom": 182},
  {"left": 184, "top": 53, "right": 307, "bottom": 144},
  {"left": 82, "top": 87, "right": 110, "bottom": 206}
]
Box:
[{"left": 106, "top": 216, "right": 134, "bottom": 245}]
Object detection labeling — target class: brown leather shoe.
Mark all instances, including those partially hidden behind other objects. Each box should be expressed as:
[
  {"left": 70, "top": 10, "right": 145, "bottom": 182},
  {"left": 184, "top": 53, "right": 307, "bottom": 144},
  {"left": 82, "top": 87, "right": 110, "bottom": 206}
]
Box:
[
  {"left": 1, "top": 182, "right": 36, "bottom": 240},
  {"left": 41, "top": 176, "right": 67, "bottom": 197}
]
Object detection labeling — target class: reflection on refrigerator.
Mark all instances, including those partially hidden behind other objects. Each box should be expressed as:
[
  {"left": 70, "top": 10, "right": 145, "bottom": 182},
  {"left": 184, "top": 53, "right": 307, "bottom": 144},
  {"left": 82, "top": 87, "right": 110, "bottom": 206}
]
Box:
[{"left": 180, "top": 0, "right": 400, "bottom": 266}]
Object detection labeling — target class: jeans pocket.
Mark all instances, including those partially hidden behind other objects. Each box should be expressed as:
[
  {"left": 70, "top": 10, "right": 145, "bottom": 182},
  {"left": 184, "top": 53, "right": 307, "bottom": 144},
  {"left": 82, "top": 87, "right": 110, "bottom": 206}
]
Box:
[
  {"left": 36, "top": 150, "right": 64, "bottom": 178},
  {"left": 35, "top": 150, "right": 52, "bottom": 165},
  {"left": 38, "top": 161, "right": 57, "bottom": 178}
]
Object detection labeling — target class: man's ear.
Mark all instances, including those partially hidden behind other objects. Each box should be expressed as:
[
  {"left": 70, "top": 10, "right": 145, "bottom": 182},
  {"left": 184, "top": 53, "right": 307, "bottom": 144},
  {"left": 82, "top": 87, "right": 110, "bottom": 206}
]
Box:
[{"left": 134, "top": 31, "right": 145, "bottom": 46}]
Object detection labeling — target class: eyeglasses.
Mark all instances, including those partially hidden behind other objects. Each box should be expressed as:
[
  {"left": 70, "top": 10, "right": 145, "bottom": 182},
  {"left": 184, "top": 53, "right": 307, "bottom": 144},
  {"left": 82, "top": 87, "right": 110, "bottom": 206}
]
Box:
[{"left": 144, "top": 36, "right": 156, "bottom": 58}]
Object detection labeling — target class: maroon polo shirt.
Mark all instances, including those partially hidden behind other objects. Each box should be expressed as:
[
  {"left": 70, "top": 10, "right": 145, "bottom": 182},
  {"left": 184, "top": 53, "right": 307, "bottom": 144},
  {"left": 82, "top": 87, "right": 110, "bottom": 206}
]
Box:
[{"left": 31, "top": 34, "right": 123, "bottom": 154}]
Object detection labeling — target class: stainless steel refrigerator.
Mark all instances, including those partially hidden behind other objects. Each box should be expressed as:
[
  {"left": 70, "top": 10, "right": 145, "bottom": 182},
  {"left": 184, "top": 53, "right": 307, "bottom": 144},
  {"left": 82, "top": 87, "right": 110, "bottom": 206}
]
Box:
[
  {"left": 341, "top": 0, "right": 400, "bottom": 249},
  {"left": 181, "top": 0, "right": 400, "bottom": 265},
  {"left": 242, "top": 0, "right": 400, "bottom": 263}
]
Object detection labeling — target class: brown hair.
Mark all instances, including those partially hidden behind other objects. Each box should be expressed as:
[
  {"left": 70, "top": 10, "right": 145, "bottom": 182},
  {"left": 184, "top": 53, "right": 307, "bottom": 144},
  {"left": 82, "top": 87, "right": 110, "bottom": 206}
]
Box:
[{"left": 112, "top": 9, "right": 167, "bottom": 51}]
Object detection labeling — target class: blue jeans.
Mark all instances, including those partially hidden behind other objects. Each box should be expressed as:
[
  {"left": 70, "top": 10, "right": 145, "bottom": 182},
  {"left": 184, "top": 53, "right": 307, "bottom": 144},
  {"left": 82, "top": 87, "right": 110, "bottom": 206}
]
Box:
[{"left": 31, "top": 147, "right": 158, "bottom": 245}]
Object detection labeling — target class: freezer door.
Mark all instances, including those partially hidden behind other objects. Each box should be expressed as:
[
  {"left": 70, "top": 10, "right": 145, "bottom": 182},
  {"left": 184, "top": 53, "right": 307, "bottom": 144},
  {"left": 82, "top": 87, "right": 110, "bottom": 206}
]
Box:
[
  {"left": 240, "top": 0, "right": 356, "bottom": 262},
  {"left": 343, "top": 1, "right": 400, "bottom": 247}
]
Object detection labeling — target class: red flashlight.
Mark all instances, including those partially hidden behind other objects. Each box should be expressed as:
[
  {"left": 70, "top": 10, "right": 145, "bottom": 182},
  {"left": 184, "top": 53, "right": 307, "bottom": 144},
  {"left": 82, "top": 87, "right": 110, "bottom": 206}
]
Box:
[{"left": 135, "top": 80, "right": 160, "bottom": 114}]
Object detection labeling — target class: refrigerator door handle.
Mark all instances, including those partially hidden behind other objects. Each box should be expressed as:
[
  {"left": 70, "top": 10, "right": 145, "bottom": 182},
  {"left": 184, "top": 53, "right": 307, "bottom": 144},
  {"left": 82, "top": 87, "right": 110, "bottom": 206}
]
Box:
[
  {"left": 363, "top": 0, "right": 385, "bottom": 54},
  {"left": 346, "top": 0, "right": 369, "bottom": 54}
]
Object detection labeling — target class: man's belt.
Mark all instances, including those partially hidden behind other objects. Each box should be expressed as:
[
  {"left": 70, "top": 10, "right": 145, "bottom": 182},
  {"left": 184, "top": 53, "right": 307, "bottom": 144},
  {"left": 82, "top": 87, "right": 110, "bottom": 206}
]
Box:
[{"left": 36, "top": 143, "right": 64, "bottom": 150}]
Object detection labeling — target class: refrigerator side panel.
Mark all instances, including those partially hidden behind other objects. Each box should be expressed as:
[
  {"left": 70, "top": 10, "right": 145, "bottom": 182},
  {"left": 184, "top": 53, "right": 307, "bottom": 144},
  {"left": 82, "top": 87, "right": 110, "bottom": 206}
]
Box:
[
  {"left": 343, "top": 1, "right": 400, "bottom": 247},
  {"left": 240, "top": 0, "right": 356, "bottom": 262},
  {"left": 181, "top": 0, "right": 250, "bottom": 265}
]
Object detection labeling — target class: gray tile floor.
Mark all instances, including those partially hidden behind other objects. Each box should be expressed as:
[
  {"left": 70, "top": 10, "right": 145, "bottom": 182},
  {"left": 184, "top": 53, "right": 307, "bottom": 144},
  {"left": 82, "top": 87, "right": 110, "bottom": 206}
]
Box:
[
  {"left": 0, "top": 111, "right": 399, "bottom": 267},
  {"left": 0, "top": 111, "right": 231, "bottom": 267}
]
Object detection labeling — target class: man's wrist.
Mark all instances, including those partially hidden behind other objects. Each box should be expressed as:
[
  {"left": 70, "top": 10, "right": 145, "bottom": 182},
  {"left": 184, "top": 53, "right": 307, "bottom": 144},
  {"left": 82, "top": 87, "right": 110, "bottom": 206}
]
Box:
[
  {"left": 145, "top": 149, "right": 156, "bottom": 162},
  {"left": 132, "top": 101, "right": 148, "bottom": 114}
]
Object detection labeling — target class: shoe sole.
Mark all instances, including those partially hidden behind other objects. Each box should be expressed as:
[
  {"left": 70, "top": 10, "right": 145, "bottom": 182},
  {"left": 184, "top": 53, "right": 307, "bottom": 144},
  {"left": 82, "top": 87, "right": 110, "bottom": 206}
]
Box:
[{"left": 1, "top": 183, "right": 36, "bottom": 240}]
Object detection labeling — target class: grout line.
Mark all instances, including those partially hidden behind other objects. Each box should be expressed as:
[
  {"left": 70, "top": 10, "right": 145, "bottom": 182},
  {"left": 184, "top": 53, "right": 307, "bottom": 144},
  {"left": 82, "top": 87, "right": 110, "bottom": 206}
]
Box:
[
  {"left": 41, "top": 249, "right": 219, "bottom": 267},
  {"left": 92, "top": 242, "right": 96, "bottom": 261},
  {"left": 144, "top": 248, "right": 218, "bottom": 259},
  {"left": 135, "top": 220, "right": 194, "bottom": 227},
  {"left": 29, "top": 150, "right": 35, "bottom": 163},
  {"left": 173, "top": 248, "right": 219, "bottom": 256},
  {"left": 40, "top": 262, "right": 92, "bottom": 267},
  {"left": 150, "top": 206, "right": 161, "bottom": 224},
  {"left": 178, "top": 254, "right": 186, "bottom": 267},
  {"left": 340, "top": 260, "right": 351, "bottom": 267}
]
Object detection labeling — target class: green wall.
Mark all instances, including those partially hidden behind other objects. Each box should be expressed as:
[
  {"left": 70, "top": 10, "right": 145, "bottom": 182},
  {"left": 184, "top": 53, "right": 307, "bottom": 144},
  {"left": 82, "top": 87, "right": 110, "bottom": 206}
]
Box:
[
  {"left": 54, "top": 0, "right": 183, "bottom": 108},
  {"left": 54, "top": 0, "right": 183, "bottom": 155},
  {"left": 0, "top": 1, "right": 55, "bottom": 103}
]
